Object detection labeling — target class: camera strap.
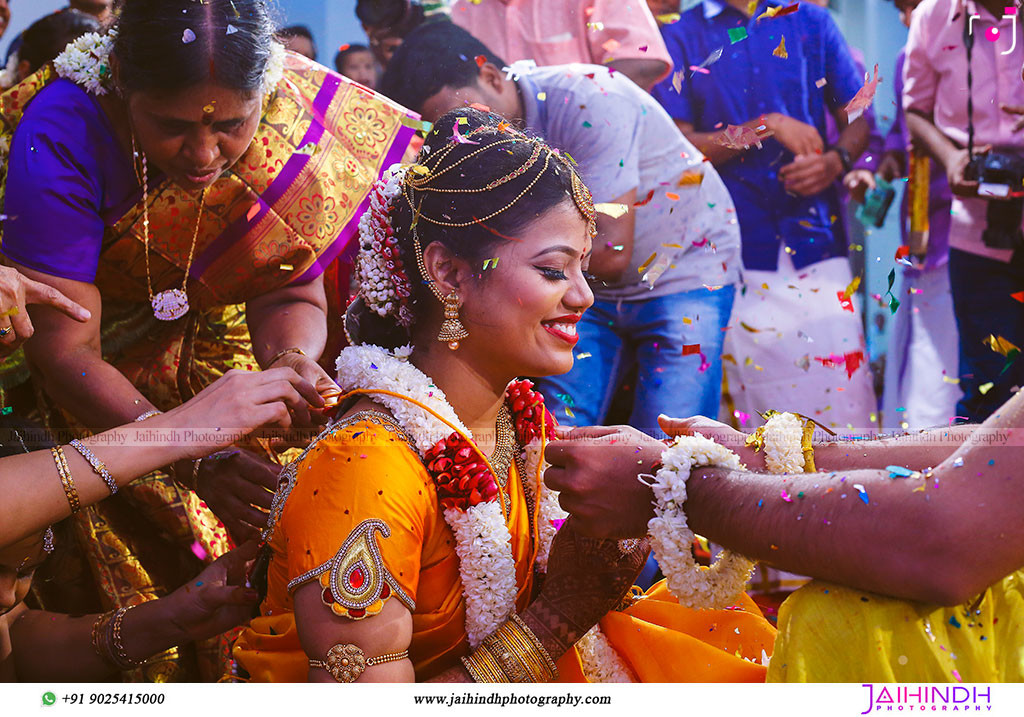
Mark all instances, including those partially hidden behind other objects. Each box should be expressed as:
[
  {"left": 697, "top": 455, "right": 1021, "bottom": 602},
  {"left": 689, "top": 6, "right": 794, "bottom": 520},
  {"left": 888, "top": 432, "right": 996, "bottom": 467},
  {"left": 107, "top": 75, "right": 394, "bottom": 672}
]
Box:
[{"left": 963, "top": 5, "right": 977, "bottom": 160}]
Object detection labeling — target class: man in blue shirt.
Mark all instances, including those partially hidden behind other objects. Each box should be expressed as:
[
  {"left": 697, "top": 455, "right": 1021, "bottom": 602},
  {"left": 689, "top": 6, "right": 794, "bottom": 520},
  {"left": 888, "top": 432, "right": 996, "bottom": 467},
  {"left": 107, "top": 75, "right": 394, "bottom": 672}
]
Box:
[{"left": 650, "top": 0, "right": 878, "bottom": 432}]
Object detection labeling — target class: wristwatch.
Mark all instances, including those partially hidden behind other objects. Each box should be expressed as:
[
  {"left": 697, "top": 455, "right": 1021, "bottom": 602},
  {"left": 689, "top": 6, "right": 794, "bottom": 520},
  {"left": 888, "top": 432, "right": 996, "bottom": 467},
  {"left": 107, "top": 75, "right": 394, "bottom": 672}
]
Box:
[{"left": 830, "top": 146, "right": 853, "bottom": 174}]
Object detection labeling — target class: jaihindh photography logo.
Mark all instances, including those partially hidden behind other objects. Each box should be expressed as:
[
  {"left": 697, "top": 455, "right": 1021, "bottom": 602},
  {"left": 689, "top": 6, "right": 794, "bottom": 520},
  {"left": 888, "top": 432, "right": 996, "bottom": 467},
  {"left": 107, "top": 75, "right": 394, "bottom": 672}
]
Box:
[{"left": 860, "top": 685, "right": 993, "bottom": 713}]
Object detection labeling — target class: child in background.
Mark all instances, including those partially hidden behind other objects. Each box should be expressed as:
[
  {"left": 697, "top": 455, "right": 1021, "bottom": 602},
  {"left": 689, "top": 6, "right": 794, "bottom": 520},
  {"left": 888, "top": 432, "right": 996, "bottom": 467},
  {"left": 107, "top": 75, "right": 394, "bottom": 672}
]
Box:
[{"left": 335, "top": 43, "right": 377, "bottom": 89}]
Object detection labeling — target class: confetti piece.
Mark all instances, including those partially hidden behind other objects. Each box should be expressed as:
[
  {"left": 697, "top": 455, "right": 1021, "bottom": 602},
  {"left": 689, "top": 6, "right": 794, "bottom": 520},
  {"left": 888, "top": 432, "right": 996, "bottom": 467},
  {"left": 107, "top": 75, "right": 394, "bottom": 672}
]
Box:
[
  {"left": 671, "top": 69, "right": 684, "bottom": 93},
  {"left": 555, "top": 392, "right": 576, "bottom": 408},
  {"left": 637, "top": 252, "right": 658, "bottom": 275},
  {"left": 656, "top": 13, "right": 681, "bottom": 24},
  {"left": 780, "top": 489, "right": 793, "bottom": 502},
  {"left": 714, "top": 124, "right": 768, "bottom": 150},
  {"left": 594, "top": 202, "right": 629, "bottom": 218},
  {"left": 642, "top": 252, "right": 673, "bottom": 288},
  {"left": 0, "top": 407, "right": 11, "bottom": 416},
  {"left": 400, "top": 115, "right": 433, "bottom": 133},
  {"left": 190, "top": 541, "right": 208, "bottom": 560},
  {"left": 586, "top": 21, "right": 605, "bottom": 31},
  {"left": 845, "top": 64, "right": 881, "bottom": 122},
  {"left": 748, "top": 0, "right": 759, "bottom": 14},
  {"left": 979, "top": 382, "right": 995, "bottom": 395},
  {"left": 482, "top": 257, "right": 499, "bottom": 270},
  {"left": 773, "top": 36, "right": 788, "bottom": 59},
  {"left": 734, "top": 410, "right": 750, "bottom": 426},
  {"left": 836, "top": 290, "right": 855, "bottom": 313},
  {"left": 474, "top": 55, "right": 487, "bottom": 67},
  {"left": 728, "top": 27, "right": 748, "bottom": 44},
  {"left": 452, "top": 122, "right": 480, "bottom": 145},
  {"left": 246, "top": 203, "right": 261, "bottom": 222},
  {"left": 634, "top": 190, "right": 656, "bottom": 207},
  {"left": 886, "top": 465, "right": 915, "bottom": 478},
  {"left": 693, "top": 47, "right": 723, "bottom": 75},
  {"left": 952, "top": 669, "right": 962, "bottom": 683},
  {"left": 536, "top": 91, "right": 547, "bottom": 101},
  {"left": 602, "top": 38, "right": 621, "bottom": 53},
  {"left": 183, "top": 28, "right": 196, "bottom": 44},
  {"left": 815, "top": 77, "right": 827, "bottom": 88},
  {"left": 942, "top": 375, "right": 960, "bottom": 384},
  {"left": 678, "top": 170, "right": 704, "bottom": 186},
  {"left": 682, "top": 344, "right": 701, "bottom": 356},
  {"left": 953, "top": 457, "right": 964, "bottom": 467},
  {"left": 665, "top": 192, "right": 680, "bottom": 201},
  {"left": 226, "top": 24, "right": 239, "bottom": 35},
  {"left": 853, "top": 484, "right": 869, "bottom": 504},
  {"left": 682, "top": 317, "right": 692, "bottom": 325},
  {"left": 758, "top": 3, "right": 801, "bottom": 20},
  {"left": 575, "top": 352, "right": 592, "bottom": 360},
  {"left": 1011, "top": 291, "right": 1024, "bottom": 303},
  {"left": 984, "top": 334, "right": 1020, "bottom": 357},
  {"left": 279, "top": 263, "right": 293, "bottom": 271}
]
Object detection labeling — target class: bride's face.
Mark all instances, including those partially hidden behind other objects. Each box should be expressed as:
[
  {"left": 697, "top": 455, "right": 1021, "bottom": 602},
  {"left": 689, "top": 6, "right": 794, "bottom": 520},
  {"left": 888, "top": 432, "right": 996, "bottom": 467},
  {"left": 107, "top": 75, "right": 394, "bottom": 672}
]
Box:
[{"left": 458, "top": 201, "right": 593, "bottom": 379}]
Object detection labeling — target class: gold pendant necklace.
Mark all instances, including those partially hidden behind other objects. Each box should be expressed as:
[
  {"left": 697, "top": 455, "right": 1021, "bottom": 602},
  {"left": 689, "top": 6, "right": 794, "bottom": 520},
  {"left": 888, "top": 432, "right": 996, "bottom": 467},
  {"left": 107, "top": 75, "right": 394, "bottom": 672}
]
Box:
[{"left": 132, "top": 137, "right": 207, "bottom": 321}]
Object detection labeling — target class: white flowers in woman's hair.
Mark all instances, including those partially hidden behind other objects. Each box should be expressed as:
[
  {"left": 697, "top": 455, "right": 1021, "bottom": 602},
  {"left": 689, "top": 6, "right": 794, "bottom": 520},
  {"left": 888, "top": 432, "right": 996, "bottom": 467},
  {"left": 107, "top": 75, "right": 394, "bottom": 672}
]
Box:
[
  {"left": 354, "top": 164, "right": 413, "bottom": 326},
  {"left": 263, "top": 41, "right": 286, "bottom": 94},
  {"left": 647, "top": 433, "right": 755, "bottom": 610},
  {"left": 762, "top": 412, "right": 806, "bottom": 475},
  {"left": 54, "top": 31, "right": 116, "bottom": 95}
]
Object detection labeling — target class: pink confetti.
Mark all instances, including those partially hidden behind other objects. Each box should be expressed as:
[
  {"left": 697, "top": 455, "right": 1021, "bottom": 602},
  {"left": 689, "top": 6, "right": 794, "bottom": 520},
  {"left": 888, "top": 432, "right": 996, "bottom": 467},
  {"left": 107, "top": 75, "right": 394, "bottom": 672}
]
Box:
[
  {"left": 452, "top": 122, "right": 480, "bottom": 145},
  {"left": 246, "top": 203, "right": 261, "bottom": 222},
  {"left": 689, "top": 65, "right": 711, "bottom": 75},
  {"left": 714, "top": 124, "right": 770, "bottom": 151},
  {"left": 845, "top": 64, "right": 880, "bottom": 121},
  {"left": 952, "top": 669, "right": 962, "bottom": 682},
  {"left": 780, "top": 490, "right": 793, "bottom": 502},
  {"left": 190, "top": 541, "right": 208, "bottom": 560}
]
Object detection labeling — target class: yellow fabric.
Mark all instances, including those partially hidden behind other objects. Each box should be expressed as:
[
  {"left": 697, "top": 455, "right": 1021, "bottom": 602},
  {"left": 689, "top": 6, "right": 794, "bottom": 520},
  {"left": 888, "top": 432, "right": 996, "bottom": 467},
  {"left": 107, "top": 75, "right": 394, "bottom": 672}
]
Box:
[
  {"left": 235, "top": 413, "right": 777, "bottom": 683},
  {"left": 768, "top": 572, "right": 1024, "bottom": 682}
]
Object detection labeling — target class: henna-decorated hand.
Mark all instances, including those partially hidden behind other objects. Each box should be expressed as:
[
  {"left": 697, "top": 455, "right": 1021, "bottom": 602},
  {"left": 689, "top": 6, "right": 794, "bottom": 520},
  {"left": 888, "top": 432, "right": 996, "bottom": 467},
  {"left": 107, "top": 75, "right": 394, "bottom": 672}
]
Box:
[{"left": 520, "top": 521, "right": 649, "bottom": 662}]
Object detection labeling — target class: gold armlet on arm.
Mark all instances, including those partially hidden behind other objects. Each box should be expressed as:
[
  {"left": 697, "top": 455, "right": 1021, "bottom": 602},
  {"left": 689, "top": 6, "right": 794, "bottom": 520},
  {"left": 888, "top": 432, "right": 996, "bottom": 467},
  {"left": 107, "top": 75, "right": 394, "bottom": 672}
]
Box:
[
  {"left": 309, "top": 643, "right": 409, "bottom": 683},
  {"left": 461, "top": 613, "right": 558, "bottom": 683}
]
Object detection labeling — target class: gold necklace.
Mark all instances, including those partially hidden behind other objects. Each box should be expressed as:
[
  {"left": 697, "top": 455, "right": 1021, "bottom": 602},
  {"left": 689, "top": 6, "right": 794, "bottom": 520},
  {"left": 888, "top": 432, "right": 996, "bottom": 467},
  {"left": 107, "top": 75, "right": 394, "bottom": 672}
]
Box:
[
  {"left": 132, "top": 137, "right": 207, "bottom": 321},
  {"left": 487, "top": 403, "right": 518, "bottom": 490}
]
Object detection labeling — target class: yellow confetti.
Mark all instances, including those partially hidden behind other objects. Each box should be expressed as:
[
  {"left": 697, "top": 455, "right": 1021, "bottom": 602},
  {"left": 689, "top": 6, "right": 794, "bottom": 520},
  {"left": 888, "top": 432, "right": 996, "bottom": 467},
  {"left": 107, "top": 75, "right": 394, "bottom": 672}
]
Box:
[
  {"left": 575, "top": 352, "right": 592, "bottom": 359},
  {"left": 747, "top": 0, "right": 759, "bottom": 14},
  {"left": 912, "top": 485, "right": 926, "bottom": 493},
  {"left": 586, "top": 21, "right": 605, "bottom": 31},
  {"left": 537, "top": 91, "right": 547, "bottom": 101},
  {"left": 410, "top": 164, "right": 430, "bottom": 176},
  {"left": 400, "top": 115, "right": 433, "bottom": 133},
  {"left": 722, "top": 353, "right": 737, "bottom": 365},
  {"left": 942, "top": 375, "right": 961, "bottom": 384},
  {"left": 656, "top": 13, "right": 681, "bottom": 24},
  {"left": 761, "top": 282, "right": 770, "bottom": 290},
  {"left": 984, "top": 334, "right": 1020, "bottom": 357},
  {"left": 841, "top": 275, "right": 862, "bottom": 300},
  {"left": 757, "top": 5, "right": 785, "bottom": 20},
  {"left": 637, "top": 252, "right": 658, "bottom": 275},
  {"left": 661, "top": 243, "right": 685, "bottom": 249},
  {"left": 682, "top": 317, "right": 692, "bottom": 324},
  {"left": 594, "top": 202, "right": 629, "bottom": 218},
  {"left": 784, "top": 245, "right": 796, "bottom": 254},
  {"left": 279, "top": 263, "right": 294, "bottom": 271},
  {"left": 979, "top": 382, "right": 995, "bottom": 395},
  {"left": 677, "top": 170, "right": 704, "bottom": 186},
  {"left": 773, "top": 36, "right": 788, "bottom": 59},
  {"left": 798, "top": 220, "right": 814, "bottom": 228},
  {"left": 565, "top": 407, "right": 575, "bottom": 418}
]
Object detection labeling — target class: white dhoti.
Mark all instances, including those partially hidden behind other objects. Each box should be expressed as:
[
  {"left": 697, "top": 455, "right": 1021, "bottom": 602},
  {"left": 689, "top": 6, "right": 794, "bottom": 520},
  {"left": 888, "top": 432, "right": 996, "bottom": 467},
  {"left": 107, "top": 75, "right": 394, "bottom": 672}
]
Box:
[
  {"left": 881, "top": 266, "right": 961, "bottom": 431},
  {"left": 720, "top": 250, "right": 878, "bottom": 432}
]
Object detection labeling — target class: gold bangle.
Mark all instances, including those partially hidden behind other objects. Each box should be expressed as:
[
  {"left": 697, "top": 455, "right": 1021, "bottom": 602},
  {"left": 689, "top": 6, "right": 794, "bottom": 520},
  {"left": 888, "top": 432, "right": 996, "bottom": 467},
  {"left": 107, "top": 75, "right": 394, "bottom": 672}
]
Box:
[
  {"left": 52, "top": 445, "right": 80, "bottom": 513},
  {"left": 266, "top": 346, "right": 305, "bottom": 368},
  {"left": 483, "top": 613, "right": 558, "bottom": 683},
  {"left": 110, "top": 604, "right": 147, "bottom": 669},
  {"left": 308, "top": 643, "right": 409, "bottom": 682},
  {"left": 461, "top": 644, "right": 510, "bottom": 683},
  {"left": 90, "top": 610, "right": 117, "bottom": 666}
]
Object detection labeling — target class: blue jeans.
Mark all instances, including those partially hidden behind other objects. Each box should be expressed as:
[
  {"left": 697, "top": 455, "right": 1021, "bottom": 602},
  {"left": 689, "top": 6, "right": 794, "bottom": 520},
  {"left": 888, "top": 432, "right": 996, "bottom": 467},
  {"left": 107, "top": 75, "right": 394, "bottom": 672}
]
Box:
[
  {"left": 949, "top": 248, "right": 1024, "bottom": 422},
  {"left": 536, "top": 286, "right": 736, "bottom": 436}
]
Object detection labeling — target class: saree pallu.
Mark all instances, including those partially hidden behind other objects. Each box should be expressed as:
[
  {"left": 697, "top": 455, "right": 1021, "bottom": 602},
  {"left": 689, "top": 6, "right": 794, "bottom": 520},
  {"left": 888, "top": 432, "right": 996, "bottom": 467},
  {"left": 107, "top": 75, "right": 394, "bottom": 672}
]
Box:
[{"left": 0, "top": 53, "right": 416, "bottom": 681}]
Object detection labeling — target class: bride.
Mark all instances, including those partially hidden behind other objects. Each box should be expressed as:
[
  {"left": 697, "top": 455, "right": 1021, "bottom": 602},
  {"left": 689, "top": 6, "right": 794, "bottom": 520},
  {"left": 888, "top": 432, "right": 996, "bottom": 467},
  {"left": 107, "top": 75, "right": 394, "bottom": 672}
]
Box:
[{"left": 234, "top": 109, "right": 775, "bottom": 683}]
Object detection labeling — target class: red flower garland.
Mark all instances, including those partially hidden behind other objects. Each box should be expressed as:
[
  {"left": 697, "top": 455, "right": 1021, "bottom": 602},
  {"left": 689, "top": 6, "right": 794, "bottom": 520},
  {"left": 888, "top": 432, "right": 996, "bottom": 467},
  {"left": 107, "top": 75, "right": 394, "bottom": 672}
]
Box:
[{"left": 423, "top": 380, "right": 556, "bottom": 512}]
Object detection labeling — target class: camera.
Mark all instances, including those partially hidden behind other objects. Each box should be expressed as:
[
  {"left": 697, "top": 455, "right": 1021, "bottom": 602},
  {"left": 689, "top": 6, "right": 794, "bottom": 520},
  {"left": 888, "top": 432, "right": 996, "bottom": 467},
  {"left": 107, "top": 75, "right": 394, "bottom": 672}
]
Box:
[{"left": 964, "top": 152, "right": 1024, "bottom": 250}]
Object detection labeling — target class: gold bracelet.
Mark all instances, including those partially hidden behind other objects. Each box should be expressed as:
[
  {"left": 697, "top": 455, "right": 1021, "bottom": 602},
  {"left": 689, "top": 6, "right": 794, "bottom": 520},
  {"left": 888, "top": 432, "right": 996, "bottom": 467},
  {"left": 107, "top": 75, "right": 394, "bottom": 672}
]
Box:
[
  {"left": 482, "top": 613, "right": 558, "bottom": 683},
  {"left": 308, "top": 643, "right": 409, "bottom": 682},
  {"left": 52, "top": 445, "right": 80, "bottom": 513},
  {"left": 110, "top": 604, "right": 147, "bottom": 669},
  {"left": 90, "top": 610, "right": 117, "bottom": 666},
  {"left": 461, "top": 644, "right": 510, "bottom": 683},
  {"left": 69, "top": 439, "right": 118, "bottom": 495},
  {"left": 266, "top": 346, "right": 305, "bottom": 368}
]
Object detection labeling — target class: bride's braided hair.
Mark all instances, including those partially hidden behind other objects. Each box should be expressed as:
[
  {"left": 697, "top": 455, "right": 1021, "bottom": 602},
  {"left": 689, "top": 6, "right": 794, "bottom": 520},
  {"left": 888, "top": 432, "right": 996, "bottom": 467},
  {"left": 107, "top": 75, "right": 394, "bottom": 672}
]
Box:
[{"left": 346, "top": 108, "right": 595, "bottom": 348}]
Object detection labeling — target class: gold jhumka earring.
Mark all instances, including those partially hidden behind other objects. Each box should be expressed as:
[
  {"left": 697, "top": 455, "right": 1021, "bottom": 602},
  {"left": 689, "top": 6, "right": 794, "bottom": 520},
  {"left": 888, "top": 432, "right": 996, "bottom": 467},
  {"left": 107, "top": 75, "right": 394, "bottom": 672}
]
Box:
[{"left": 437, "top": 291, "right": 468, "bottom": 350}]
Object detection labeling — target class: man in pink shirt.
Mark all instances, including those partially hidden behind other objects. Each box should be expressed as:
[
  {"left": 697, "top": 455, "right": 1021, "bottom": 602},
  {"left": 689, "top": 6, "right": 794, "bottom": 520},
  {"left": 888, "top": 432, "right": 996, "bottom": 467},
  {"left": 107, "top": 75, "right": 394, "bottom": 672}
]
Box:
[
  {"left": 905, "top": 0, "right": 1024, "bottom": 421},
  {"left": 448, "top": 0, "right": 671, "bottom": 90}
]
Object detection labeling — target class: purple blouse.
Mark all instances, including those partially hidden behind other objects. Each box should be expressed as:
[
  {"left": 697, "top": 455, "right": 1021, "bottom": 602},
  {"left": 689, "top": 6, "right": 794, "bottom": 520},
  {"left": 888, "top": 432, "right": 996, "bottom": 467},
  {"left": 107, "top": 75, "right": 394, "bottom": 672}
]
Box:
[{"left": 3, "top": 79, "right": 142, "bottom": 282}]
